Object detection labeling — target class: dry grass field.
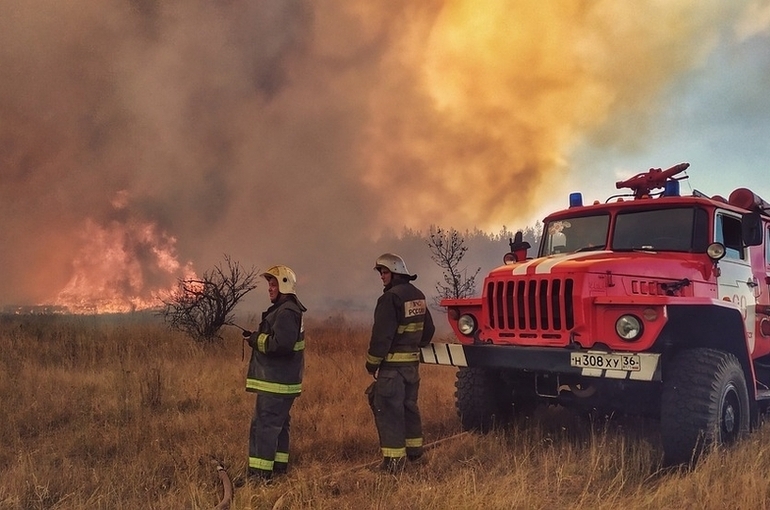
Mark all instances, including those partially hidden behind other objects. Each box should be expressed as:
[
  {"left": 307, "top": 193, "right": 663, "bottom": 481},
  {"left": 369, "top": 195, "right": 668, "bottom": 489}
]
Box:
[{"left": 2, "top": 313, "right": 770, "bottom": 509}]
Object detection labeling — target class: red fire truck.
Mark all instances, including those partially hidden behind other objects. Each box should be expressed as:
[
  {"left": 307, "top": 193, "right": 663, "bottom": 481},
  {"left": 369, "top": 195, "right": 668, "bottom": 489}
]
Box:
[{"left": 422, "top": 163, "right": 770, "bottom": 465}]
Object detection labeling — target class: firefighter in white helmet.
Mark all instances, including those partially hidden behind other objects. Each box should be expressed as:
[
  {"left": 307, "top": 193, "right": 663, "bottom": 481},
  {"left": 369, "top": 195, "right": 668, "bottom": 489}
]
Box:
[
  {"left": 366, "top": 253, "right": 435, "bottom": 473},
  {"left": 242, "top": 265, "right": 306, "bottom": 482}
]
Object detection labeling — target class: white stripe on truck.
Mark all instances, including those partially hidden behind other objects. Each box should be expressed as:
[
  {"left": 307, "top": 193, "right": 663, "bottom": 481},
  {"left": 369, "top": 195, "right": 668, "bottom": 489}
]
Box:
[
  {"left": 421, "top": 343, "right": 468, "bottom": 367},
  {"left": 511, "top": 251, "right": 613, "bottom": 276}
]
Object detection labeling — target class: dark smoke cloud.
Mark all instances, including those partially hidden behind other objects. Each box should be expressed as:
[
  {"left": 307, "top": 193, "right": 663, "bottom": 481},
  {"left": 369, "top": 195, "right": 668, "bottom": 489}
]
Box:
[{"left": 0, "top": 1, "right": 749, "bottom": 316}]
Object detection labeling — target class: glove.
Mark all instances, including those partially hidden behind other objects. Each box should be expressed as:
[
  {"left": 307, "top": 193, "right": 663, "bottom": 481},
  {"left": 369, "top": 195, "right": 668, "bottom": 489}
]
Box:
[
  {"left": 241, "top": 330, "right": 253, "bottom": 338},
  {"left": 365, "top": 361, "right": 379, "bottom": 376}
]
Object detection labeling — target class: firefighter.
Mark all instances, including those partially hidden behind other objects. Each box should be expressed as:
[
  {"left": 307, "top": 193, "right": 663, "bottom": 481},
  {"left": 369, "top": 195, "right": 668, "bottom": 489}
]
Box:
[
  {"left": 366, "top": 253, "right": 435, "bottom": 473},
  {"left": 242, "top": 265, "right": 306, "bottom": 482}
]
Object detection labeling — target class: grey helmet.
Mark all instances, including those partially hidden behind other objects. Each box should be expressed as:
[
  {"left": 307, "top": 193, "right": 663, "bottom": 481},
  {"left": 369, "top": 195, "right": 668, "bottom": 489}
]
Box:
[{"left": 374, "top": 253, "right": 415, "bottom": 279}]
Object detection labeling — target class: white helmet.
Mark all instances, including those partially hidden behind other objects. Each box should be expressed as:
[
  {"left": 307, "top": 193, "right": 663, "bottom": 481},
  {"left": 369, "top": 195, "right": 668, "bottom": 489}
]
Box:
[
  {"left": 261, "top": 265, "right": 297, "bottom": 295},
  {"left": 374, "top": 253, "right": 414, "bottom": 277}
]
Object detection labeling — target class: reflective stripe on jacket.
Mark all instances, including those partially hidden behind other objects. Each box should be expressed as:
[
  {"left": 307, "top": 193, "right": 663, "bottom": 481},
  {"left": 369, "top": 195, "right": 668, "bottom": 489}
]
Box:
[{"left": 246, "top": 295, "right": 305, "bottom": 397}]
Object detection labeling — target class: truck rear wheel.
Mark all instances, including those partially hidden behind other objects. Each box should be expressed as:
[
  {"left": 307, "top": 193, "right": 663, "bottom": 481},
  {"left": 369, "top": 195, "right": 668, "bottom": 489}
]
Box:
[
  {"left": 661, "top": 348, "right": 750, "bottom": 466},
  {"left": 455, "top": 367, "right": 513, "bottom": 432}
]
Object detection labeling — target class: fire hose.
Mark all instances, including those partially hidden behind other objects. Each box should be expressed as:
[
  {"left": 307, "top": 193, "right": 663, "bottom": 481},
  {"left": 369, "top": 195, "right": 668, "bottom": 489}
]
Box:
[
  {"left": 212, "top": 325, "right": 468, "bottom": 508},
  {"left": 207, "top": 431, "right": 468, "bottom": 508},
  {"left": 269, "top": 431, "right": 469, "bottom": 510},
  {"left": 204, "top": 457, "right": 234, "bottom": 510}
]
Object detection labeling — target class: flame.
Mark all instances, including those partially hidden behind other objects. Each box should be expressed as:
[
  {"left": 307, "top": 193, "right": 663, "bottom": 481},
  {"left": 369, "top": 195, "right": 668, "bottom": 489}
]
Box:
[{"left": 51, "top": 215, "right": 196, "bottom": 314}]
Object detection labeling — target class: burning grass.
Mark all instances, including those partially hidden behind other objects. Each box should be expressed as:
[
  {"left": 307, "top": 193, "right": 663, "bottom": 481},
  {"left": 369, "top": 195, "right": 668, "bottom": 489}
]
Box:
[{"left": 1, "top": 314, "right": 770, "bottom": 509}]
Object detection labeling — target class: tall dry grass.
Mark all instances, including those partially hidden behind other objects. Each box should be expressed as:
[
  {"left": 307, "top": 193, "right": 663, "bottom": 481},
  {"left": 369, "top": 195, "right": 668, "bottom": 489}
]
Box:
[{"left": 1, "top": 313, "right": 770, "bottom": 509}]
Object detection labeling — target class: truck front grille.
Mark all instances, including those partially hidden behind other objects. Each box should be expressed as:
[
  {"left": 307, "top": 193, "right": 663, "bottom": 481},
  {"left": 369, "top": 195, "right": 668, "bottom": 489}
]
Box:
[{"left": 486, "top": 278, "right": 575, "bottom": 333}]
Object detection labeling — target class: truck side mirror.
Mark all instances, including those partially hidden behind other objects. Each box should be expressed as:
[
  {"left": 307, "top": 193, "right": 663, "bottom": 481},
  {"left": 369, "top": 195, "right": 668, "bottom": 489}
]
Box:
[{"left": 741, "top": 211, "right": 763, "bottom": 246}]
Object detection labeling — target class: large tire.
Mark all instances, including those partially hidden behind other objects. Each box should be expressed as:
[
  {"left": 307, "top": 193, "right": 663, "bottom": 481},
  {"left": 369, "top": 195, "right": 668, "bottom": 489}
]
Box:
[
  {"left": 661, "top": 348, "right": 750, "bottom": 466},
  {"left": 455, "top": 367, "right": 513, "bottom": 432}
]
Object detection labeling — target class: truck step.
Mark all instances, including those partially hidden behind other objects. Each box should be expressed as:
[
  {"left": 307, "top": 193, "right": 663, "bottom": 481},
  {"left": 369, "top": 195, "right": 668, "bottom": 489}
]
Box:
[{"left": 756, "top": 389, "right": 770, "bottom": 401}]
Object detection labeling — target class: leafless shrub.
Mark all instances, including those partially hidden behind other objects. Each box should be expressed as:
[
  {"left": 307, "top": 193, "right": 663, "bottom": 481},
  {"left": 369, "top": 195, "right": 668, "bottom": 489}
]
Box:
[
  {"left": 160, "top": 255, "right": 259, "bottom": 343},
  {"left": 427, "top": 226, "right": 481, "bottom": 307}
]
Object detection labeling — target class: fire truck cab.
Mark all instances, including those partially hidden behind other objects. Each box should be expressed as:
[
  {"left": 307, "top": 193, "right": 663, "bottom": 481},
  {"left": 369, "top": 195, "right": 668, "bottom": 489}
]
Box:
[{"left": 422, "top": 163, "right": 770, "bottom": 465}]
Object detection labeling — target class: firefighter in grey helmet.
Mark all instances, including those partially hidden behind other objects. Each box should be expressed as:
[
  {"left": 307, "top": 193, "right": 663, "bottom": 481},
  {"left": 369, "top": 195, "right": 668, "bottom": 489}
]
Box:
[
  {"left": 242, "top": 265, "right": 306, "bottom": 482},
  {"left": 366, "top": 253, "right": 435, "bottom": 473}
]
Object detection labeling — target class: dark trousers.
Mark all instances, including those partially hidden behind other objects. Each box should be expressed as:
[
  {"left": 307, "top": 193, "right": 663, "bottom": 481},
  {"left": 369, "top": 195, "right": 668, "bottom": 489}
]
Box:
[
  {"left": 249, "top": 394, "right": 295, "bottom": 475},
  {"left": 371, "top": 365, "right": 423, "bottom": 459}
]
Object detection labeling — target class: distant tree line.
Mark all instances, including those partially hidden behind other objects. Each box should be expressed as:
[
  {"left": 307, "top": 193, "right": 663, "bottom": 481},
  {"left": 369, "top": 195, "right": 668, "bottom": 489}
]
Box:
[
  {"left": 161, "top": 223, "right": 545, "bottom": 342},
  {"left": 426, "top": 223, "right": 543, "bottom": 305}
]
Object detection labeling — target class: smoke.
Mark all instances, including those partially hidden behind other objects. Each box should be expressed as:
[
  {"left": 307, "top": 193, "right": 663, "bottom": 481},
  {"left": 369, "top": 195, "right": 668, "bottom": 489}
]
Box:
[{"left": 0, "top": 1, "right": 753, "bottom": 314}]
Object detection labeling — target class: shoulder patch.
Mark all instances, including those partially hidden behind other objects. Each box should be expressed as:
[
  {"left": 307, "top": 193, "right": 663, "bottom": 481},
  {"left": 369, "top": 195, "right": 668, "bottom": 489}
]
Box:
[{"left": 404, "top": 299, "right": 427, "bottom": 318}]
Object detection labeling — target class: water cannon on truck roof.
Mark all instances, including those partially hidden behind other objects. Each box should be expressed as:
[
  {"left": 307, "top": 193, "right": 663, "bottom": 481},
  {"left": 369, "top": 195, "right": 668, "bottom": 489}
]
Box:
[
  {"left": 422, "top": 162, "right": 770, "bottom": 466},
  {"left": 614, "top": 161, "right": 691, "bottom": 199}
]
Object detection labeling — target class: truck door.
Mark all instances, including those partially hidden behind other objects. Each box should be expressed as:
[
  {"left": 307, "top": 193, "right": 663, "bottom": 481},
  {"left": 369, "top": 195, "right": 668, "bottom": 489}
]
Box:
[
  {"left": 715, "top": 211, "right": 756, "bottom": 353},
  {"left": 755, "top": 223, "right": 770, "bottom": 357}
]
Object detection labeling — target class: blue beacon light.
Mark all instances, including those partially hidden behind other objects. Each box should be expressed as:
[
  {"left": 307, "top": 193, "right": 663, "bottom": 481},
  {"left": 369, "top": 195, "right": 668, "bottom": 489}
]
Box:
[
  {"left": 569, "top": 192, "right": 583, "bottom": 208},
  {"left": 662, "top": 180, "right": 680, "bottom": 197}
]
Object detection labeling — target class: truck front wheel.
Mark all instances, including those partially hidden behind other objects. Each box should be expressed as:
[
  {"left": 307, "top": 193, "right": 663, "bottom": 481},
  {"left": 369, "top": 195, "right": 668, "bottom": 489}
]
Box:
[
  {"left": 454, "top": 367, "right": 513, "bottom": 432},
  {"left": 661, "top": 348, "right": 750, "bottom": 466}
]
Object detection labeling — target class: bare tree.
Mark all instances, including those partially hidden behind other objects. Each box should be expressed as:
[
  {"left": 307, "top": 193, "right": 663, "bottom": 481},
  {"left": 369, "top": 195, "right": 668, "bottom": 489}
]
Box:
[
  {"left": 427, "top": 226, "right": 481, "bottom": 307},
  {"left": 160, "top": 255, "right": 259, "bottom": 343}
]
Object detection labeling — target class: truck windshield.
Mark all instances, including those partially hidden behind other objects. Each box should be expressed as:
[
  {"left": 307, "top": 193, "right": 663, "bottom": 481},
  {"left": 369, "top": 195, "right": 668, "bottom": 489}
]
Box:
[
  {"left": 612, "top": 207, "right": 705, "bottom": 252},
  {"left": 541, "top": 214, "right": 609, "bottom": 256}
]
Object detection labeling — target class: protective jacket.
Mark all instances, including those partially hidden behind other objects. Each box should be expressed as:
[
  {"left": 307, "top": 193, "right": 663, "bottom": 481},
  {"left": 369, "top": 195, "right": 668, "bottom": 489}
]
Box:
[
  {"left": 366, "top": 277, "right": 435, "bottom": 371},
  {"left": 367, "top": 275, "right": 435, "bottom": 464},
  {"left": 246, "top": 295, "right": 305, "bottom": 398}
]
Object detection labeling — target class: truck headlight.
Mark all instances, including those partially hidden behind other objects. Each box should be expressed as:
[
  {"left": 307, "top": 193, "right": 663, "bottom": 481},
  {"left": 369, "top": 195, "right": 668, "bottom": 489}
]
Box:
[
  {"left": 458, "top": 314, "right": 477, "bottom": 336},
  {"left": 707, "top": 242, "right": 726, "bottom": 261},
  {"left": 615, "top": 314, "right": 642, "bottom": 341}
]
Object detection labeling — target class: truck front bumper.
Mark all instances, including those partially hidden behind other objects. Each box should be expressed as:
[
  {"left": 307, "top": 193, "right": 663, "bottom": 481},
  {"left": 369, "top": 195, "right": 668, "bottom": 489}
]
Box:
[{"left": 420, "top": 343, "right": 662, "bottom": 382}]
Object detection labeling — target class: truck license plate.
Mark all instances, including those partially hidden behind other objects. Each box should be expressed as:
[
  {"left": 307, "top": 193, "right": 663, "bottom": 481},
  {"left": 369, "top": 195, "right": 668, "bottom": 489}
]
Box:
[{"left": 570, "top": 352, "right": 641, "bottom": 371}]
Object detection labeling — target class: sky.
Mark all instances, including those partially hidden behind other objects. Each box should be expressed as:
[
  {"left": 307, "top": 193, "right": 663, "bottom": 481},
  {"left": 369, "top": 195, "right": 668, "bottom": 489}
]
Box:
[
  {"left": 565, "top": 4, "right": 770, "bottom": 215},
  {"left": 1, "top": 1, "right": 769, "bottom": 320}
]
